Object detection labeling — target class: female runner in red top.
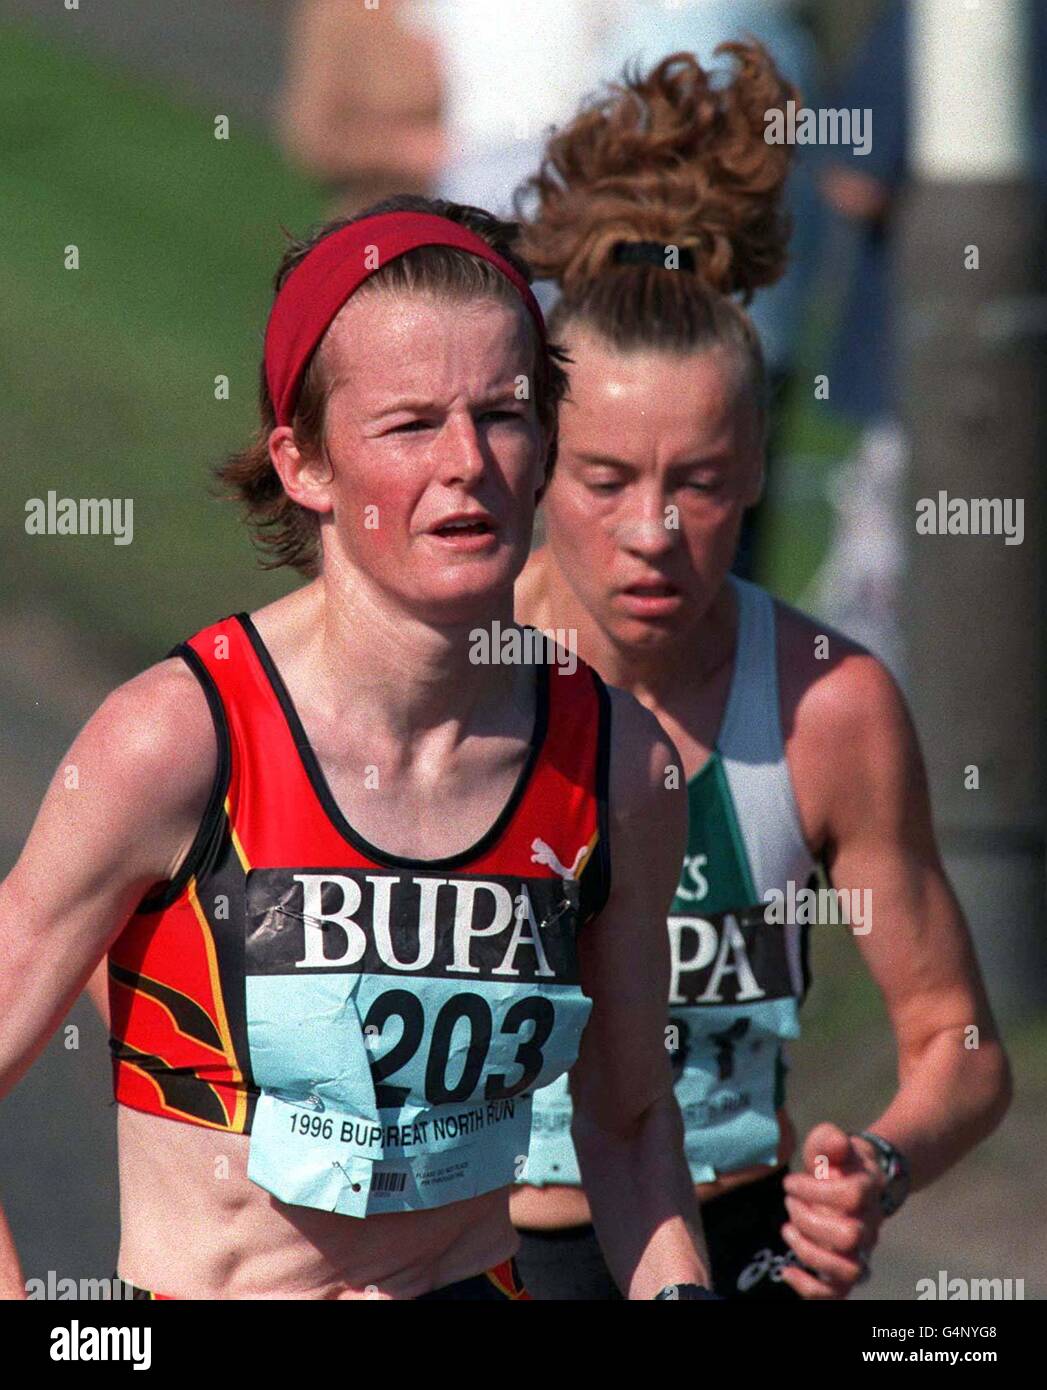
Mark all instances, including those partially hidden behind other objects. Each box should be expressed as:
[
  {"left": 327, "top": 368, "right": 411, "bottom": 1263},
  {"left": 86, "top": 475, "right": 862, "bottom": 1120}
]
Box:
[{"left": 0, "top": 199, "right": 713, "bottom": 1301}]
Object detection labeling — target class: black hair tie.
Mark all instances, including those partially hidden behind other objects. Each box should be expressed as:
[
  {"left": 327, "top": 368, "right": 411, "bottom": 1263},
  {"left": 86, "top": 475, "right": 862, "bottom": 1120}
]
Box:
[{"left": 611, "top": 240, "right": 696, "bottom": 272}]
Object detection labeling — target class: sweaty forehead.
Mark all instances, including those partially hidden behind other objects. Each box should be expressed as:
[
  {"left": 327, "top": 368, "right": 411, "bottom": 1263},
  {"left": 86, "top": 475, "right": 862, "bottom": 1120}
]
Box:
[
  {"left": 321, "top": 289, "right": 534, "bottom": 402},
  {"left": 562, "top": 341, "right": 750, "bottom": 455}
]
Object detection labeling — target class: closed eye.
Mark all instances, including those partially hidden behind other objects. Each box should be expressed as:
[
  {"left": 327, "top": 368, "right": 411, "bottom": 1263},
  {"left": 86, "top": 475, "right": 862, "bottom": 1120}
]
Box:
[{"left": 390, "top": 419, "right": 435, "bottom": 434}]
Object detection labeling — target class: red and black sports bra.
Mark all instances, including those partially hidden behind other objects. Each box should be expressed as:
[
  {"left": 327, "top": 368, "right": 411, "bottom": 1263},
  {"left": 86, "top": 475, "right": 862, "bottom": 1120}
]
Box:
[{"left": 108, "top": 615, "right": 611, "bottom": 1168}]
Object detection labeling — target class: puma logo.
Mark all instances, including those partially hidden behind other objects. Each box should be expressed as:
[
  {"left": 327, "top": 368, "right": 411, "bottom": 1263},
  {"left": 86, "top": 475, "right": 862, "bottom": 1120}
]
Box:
[
  {"left": 531, "top": 837, "right": 588, "bottom": 882},
  {"left": 272, "top": 1090, "right": 325, "bottom": 1113}
]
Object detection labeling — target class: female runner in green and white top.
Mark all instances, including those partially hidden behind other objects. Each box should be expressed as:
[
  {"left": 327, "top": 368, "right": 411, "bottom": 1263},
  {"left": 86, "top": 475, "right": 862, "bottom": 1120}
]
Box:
[{"left": 510, "top": 44, "right": 1011, "bottom": 1300}]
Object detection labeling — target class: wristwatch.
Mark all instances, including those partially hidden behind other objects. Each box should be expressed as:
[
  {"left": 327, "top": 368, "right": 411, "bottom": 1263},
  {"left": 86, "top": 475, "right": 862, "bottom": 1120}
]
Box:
[
  {"left": 855, "top": 1130, "right": 911, "bottom": 1216},
  {"left": 653, "top": 1283, "right": 722, "bottom": 1300}
]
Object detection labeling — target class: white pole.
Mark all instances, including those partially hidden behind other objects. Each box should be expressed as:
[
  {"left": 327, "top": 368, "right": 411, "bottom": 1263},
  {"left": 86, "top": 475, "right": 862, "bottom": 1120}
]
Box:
[
  {"left": 903, "top": 0, "right": 1045, "bottom": 1017},
  {"left": 910, "top": 0, "right": 1029, "bottom": 180}
]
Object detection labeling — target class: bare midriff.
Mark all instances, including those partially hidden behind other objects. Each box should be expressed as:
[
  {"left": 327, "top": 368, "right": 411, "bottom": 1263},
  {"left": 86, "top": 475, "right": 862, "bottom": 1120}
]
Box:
[
  {"left": 509, "top": 1108, "right": 796, "bottom": 1231},
  {"left": 115, "top": 1106, "right": 517, "bottom": 1299}
]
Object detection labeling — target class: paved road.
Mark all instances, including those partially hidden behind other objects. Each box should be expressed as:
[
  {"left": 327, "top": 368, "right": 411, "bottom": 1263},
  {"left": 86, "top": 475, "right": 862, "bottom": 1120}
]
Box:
[
  {"left": 788, "top": 1014, "right": 1047, "bottom": 1302},
  {"left": 0, "top": 610, "right": 128, "bottom": 1285}
]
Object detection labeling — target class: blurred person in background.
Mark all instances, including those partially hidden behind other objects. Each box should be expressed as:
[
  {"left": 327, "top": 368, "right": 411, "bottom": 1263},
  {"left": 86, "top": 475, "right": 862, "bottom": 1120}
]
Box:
[
  {"left": 591, "top": 0, "right": 826, "bottom": 580},
  {"left": 279, "top": 0, "right": 622, "bottom": 313},
  {"left": 809, "top": 0, "right": 908, "bottom": 674},
  {"left": 814, "top": 0, "right": 1047, "bottom": 679},
  {"left": 277, "top": 0, "right": 444, "bottom": 214},
  {"left": 407, "top": 0, "right": 617, "bottom": 223}
]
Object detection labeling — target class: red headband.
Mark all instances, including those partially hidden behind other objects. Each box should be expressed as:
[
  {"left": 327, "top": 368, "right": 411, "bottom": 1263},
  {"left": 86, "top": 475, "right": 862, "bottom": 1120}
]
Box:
[{"left": 264, "top": 211, "right": 547, "bottom": 427}]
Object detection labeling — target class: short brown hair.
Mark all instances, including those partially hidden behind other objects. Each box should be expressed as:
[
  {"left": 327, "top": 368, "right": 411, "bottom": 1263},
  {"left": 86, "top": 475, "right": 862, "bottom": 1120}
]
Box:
[{"left": 218, "top": 194, "right": 571, "bottom": 576}]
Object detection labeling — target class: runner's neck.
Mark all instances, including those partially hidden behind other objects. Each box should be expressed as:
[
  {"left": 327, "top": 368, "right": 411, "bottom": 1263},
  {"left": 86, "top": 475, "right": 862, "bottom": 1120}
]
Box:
[
  {"left": 257, "top": 569, "right": 526, "bottom": 747},
  {"left": 531, "top": 550, "right": 739, "bottom": 707}
]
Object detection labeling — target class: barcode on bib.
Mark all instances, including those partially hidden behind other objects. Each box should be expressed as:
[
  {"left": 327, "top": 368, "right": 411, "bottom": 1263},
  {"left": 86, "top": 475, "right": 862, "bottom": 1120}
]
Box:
[{"left": 372, "top": 1170, "right": 407, "bottom": 1194}]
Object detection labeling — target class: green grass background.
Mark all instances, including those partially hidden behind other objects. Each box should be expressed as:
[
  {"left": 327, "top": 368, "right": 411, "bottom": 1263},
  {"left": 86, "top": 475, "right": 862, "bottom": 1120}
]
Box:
[
  {"left": 0, "top": 23, "right": 324, "bottom": 659},
  {"left": 0, "top": 20, "right": 856, "bottom": 658}
]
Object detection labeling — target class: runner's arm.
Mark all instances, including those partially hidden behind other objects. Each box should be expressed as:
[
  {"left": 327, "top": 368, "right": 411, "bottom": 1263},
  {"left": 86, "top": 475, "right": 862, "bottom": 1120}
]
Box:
[
  {"left": 0, "top": 659, "right": 216, "bottom": 1297},
  {"left": 812, "top": 654, "right": 1009, "bottom": 1185},
  {"left": 570, "top": 689, "right": 713, "bottom": 1300},
  {"left": 780, "top": 652, "right": 1011, "bottom": 1298}
]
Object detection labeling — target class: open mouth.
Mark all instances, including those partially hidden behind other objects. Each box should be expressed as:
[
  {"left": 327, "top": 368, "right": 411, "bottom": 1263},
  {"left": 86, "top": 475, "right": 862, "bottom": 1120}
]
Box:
[
  {"left": 429, "top": 514, "right": 497, "bottom": 540},
  {"left": 618, "top": 579, "right": 685, "bottom": 618},
  {"left": 432, "top": 518, "right": 495, "bottom": 537},
  {"left": 624, "top": 581, "right": 680, "bottom": 598}
]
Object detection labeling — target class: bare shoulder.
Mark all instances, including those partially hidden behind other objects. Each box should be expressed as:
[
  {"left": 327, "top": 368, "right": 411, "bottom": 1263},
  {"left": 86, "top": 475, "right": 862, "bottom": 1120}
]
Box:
[
  {"left": 604, "top": 684, "right": 685, "bottom": 831},
  {"left": 82, "top": 657, "right": 217, "bottom": 796},
  {"left": 53, "top": 655, "right": 220, "bottom": 884},
  {"left": 773, "top": 600, "right": 924, "bottom": 851},
  {"left": 774, "top": 599, "right": 913, "bottom": 753},
  {"left": 2, "top": 654, "right": 220, "bottom": 931}
]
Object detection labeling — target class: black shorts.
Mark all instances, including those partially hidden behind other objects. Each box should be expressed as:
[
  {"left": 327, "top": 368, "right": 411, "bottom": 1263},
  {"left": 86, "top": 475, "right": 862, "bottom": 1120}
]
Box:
[{"left": 515, "top": 1167, "right": 803, "bottom": 1301}]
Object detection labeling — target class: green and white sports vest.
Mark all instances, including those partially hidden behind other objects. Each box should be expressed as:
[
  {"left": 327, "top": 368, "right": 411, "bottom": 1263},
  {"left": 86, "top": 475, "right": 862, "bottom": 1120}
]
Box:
[{"left": 523, "top": 578, "right": 815, "bottom": 1186}]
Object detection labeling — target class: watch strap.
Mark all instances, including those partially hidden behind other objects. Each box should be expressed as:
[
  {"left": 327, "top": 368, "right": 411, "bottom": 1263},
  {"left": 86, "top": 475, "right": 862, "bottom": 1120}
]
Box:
[
  {"left": 855, "top": 1129, "right": 911, "bottom": 1216},
  {"left": 653, "top": 1283, "right": 722, "bottom": 1300}
]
